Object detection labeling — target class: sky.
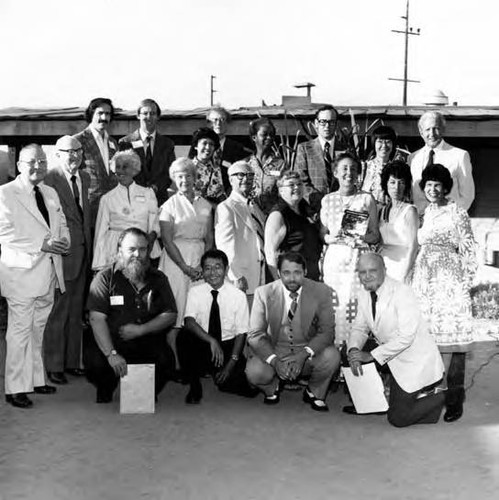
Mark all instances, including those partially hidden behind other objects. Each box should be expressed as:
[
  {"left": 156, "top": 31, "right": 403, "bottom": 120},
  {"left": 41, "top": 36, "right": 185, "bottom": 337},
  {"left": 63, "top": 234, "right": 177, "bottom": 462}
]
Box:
[{"left": 0, "top": 0, "right": 498, "bottom": 111}]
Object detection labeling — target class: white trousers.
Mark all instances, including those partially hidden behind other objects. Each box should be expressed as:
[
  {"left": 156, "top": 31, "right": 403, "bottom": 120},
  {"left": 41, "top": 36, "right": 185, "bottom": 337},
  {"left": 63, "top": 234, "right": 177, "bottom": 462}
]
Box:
[{"left": 4, "top": 280, "right": 55, "bottom": 394}]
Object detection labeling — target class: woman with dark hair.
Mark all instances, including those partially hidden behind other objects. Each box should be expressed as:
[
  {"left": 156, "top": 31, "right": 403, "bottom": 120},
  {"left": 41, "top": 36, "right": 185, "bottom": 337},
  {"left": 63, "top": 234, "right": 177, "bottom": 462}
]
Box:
[
  {"left": 264, "top": 171, "right": 322, "bottom": 281},
  {"left": 320, "top": 152, "right": 379, "bottom": 343},
  {"left": 246, "top": 117, "right": 286, "bottom": 214},
  {"left": 362, "top": 125, "right": 397, "bottom": 205},
  {"left": 188, "top": 127, "right": 225, "bottom": 204},
  {"left": 412, "top": 163, "right": 477, "bottom": 423},
  {"left": 379, "top": 160, "right": 419, "bottom": 282}
]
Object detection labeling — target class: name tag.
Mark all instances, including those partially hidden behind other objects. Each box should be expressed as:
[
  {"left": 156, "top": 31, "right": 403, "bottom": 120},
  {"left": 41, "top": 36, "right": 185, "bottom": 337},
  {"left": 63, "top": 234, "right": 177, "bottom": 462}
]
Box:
[
  {"left": 270, "top": 170, "right": 281, "bottom": 176},
  {"left": 110, "top": 295, "right": 124, "bottom": 306},
  {"left": 222, "top": 160, "right": 231, "bottom": 168},
  {"left": 135, "top": 195, "right": 146, "bottom": 203},
  {"left": 109, "top": 142, "right": 116, "bottom": 150},
  {"left": 131, "top": 140, "right": 143, "bottom": 149}
]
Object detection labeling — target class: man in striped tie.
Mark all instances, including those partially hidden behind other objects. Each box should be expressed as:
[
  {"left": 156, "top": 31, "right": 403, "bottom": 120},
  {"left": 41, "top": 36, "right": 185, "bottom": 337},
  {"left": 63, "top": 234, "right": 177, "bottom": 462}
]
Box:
[{"left": 246, "top": 251, "right": 340, "bottom": 411}]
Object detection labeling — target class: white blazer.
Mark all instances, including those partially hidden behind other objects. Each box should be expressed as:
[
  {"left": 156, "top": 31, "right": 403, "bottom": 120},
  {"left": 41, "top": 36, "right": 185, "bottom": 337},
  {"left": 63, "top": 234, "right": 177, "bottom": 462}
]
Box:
[
  {"left": 0, "top": 176, "right": 70, "bottom": 297},
  {"left": 215, "top": 191, "right": 265, "bottom": 294},
  {"left": 348, "top": 277, "right": 444, "bottom": 393}
]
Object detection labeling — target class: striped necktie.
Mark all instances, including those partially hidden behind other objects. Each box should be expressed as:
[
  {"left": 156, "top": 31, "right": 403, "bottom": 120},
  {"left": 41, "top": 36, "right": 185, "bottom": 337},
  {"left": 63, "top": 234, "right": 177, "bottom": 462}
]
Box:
[{"left": 288, "top": 292, "right": 298, "bottom": 323}]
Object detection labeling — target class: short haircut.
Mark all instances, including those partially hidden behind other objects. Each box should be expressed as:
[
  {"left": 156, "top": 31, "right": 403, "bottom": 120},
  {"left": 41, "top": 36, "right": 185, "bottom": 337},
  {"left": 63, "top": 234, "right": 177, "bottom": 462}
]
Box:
[
  {"left": 85, "top": 97, "right": 114, "bottom": 123},
  {"left": 137, "top": 98, "right": 161, "bottom": 118},
  {"left": 277, "top": 170, "right": 301, "bottom": 188},
  {"left": 169, "top": 157, "right": 197, "bottom": 181},
  {"left": 117, "top": 227, "right": 148, "bottom": 249},
  {"left": 358, "top": 251, "right": 386, "bottom": 269},
  {"left": 372, "top": 125, "right": 397, "bottom": 160},
  {"left": 418, "top": 111, "right": 446, "bottom": 132},
  {"left": 380, "top": 160, "right": 413, "bottom": 199},
  {"left": 333, "top": 151, "right": 361, "bottom": 173},
  {"left": 248, "top": 117, "right": 276, "bottom": 137},
  {"left": 277, "top": 251, "right": 306, "bottom": 271},
  {"left": 419, "top": 163, "right": 453, "bottom": 195},
  {"left": 19, "top": 143, "right": 45, "bottom": 159},
  {"left": 200, "top": 249, "right": 229, "bottom": 269},
  {"left": 314, "top": 105, "right": 338, "bottom": 121},
  {"left": 188, "top": 127, "right": 220, "bottom": 159},
  {"left": 110, "top": 150, "right": 141, "bottom": 176},
  {"left": 206, "top": 106, "right": 231, "bottom": 122}
]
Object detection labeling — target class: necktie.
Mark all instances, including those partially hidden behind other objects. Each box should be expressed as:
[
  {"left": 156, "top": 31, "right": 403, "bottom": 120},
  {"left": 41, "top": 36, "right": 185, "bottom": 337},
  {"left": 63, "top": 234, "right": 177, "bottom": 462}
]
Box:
[
  {"left": 426, "top": 149, "right": 435, "bottom": 168},
  {"left": 324, "top": 142, "right": 333, "bottom": 190},
  {"left": 370, "top": 291, "right": 377, "bottom": 320},
  {"left": 248, "top": 201, "right": 265, "bottom": 261},
  {"left": 145, "top": 136, "right": 153, "bottom": 174},
  {"left": 288, "top": 292, "right": 299, "bottom": 323},
  {"left": 34, "top": 185, "right": 50, "bottom": 227},
  {"left": 71, "top": 175, "right": 84, "bottom": 219},
  {"left": 208, "top": 290, "right": 222, "bottom": 343}
]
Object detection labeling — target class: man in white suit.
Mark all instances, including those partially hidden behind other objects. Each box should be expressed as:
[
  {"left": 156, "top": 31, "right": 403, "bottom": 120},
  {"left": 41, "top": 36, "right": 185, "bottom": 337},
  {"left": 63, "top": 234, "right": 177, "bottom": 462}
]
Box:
[
  {"left": 346, "top": 253, "right": 445, "bottom": 427},
  {"left": 0, "top": 144, "right": 70, "bottom": 408},
  {"left": 409, "top": 110, "right": 475, "bottom": 213},
  {"left": 215, "top": 161, "right": 266, "bottom": 306}
]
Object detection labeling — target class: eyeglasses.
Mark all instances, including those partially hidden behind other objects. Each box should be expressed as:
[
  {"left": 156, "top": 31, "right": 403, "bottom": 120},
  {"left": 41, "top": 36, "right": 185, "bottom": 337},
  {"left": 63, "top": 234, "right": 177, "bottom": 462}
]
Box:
[
  {"left": 231, "top": 172, "right": 253, "bottom": 179},
  {"left": 208, "top": 117, "right": 226, "bottom": 123},
  {"left": 59, "top": 148, "right": 82, "bottom": 154},
  {"left": 21, "top": 159, "right": 47, "bottom": 166},
  {"left": 281, "top": 182, "right": 303, "bottom": 189},
  {"left": 317, "top": 119, "right": 336, "bottom": 126}
]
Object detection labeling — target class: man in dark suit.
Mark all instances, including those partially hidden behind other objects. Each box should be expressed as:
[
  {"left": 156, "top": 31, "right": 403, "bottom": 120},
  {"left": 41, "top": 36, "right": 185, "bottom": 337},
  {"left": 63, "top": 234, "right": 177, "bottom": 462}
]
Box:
[
  {"left": 206, "top": 107, "right": 250, "bottom": 192},
  {"left": 119, "top": 99, "right": 176, "bottom": 206},
  {"left": 246, "top": 251, "right": 340, "bottom": 411},
  {"left": 295, "top": 105, "right": 339, "bottom": 213},
  {"left": 43, "top": 136, "right": 92, "bottom": 385},
  {"left": 73, "top": 97, "right": 118, "bottom": 228}
]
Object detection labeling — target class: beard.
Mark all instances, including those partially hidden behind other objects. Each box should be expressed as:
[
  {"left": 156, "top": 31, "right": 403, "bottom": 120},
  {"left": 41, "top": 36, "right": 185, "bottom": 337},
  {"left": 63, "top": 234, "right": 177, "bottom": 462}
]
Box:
[{"left": 119, "top": 256, "right": 149, "bottom": 283}]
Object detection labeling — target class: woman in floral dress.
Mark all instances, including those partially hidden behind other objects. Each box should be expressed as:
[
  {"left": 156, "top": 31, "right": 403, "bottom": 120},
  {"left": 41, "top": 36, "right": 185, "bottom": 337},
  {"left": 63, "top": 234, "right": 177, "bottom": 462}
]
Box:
[
  {"left": 412, "top": 163, "right": 477, "bottom": 423},
  {"left": 320, "top": 152, "right": 379, "bottom": 345}
]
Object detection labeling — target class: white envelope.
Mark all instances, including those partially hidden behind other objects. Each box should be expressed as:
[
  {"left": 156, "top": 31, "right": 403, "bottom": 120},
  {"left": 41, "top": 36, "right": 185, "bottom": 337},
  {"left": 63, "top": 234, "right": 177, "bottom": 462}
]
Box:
[{"left": 120, "top": 364, "right": 155, "bottom": 414}]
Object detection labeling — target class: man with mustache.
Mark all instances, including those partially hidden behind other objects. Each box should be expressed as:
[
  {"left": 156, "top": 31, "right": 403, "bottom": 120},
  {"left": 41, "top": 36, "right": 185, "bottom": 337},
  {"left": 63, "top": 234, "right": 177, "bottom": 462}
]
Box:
[
  {"left": 119, "top": 99, "right": 176, "bottom": 206},
  {"left": 84, "top": 227, "right": 177, "bottom": 403},
  {"left": 74, "top": 97, "right": 118, "bottom": 228},
  {"left": 246, "top": 251, "right": 340, "bottom": 411}
]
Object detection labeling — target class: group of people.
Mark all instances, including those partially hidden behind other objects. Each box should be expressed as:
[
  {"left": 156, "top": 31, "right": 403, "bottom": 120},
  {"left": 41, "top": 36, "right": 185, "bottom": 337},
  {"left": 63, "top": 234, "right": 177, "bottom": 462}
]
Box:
[{"left": 0, "top": 98, "right": 478, "bottom": 428}]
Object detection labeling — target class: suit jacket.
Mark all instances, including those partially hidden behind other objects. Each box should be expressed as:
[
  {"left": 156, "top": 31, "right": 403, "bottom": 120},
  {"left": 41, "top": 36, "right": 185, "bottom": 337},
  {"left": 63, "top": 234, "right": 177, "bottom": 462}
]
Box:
[
  {"left": 221, "top": 137, "right": 250, "bottom": 164},
  {"left": 118, "top": 129, "right": 175, "bottom": 206},
  {"left": 408, "top": 139, "right": 475, "bottom": 213},
  {"left": 295, "top": 137, "right": 337, "bottom": 213},
  {"left": 348, "top": 277, "right": 444, "bottom": 393},
  {"left": 215, "top": 192, "right": 265, "bottom": 294},
  {"left": 248, "top": 278, "right": 334, "bottom": 360},
  {"left": 0, "top": 176, "right": 70, "bottom": 297},
  {"left": 73, "top": 127, "right": 118, "bottom": 226},
  {"left": 44, "top": 167, "right": 92, "bottom": 281}
]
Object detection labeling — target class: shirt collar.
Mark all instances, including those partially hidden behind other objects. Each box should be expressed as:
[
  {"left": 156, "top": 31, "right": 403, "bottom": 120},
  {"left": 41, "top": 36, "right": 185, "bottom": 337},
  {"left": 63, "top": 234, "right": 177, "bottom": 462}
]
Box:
[
  {"left": 139, "top": 129, "right": 156, "bottom": 143},
  {"left": 280, "top": 281, "right": 303, "bottom": 300},
  {"left": 318, "top": 136, "right": 334, "bottom": 150},
  {"left": 62, "top": 168, "right": 80, "bottom": 183},
  {"left": 18, "top": 174, "right": 39, "bottom": 193},
  {"left": 230, "top": 190, "right": 249, "bottom": 203},
  {"left": 89, "top": 125, "right": 109, "bottom": 142},
  {"left": 424, "top": 139, "right": 445, "bottom": 152}
]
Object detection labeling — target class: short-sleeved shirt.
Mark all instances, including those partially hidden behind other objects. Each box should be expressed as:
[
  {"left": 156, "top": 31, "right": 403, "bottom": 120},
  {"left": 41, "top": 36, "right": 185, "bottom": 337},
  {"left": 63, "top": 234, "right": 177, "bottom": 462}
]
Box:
[
  {"left": 184, "top": 282, "right": 249, "bottom": 342},
  {"left": 87, "top": 265, "right": 177, "bottom": 349}
]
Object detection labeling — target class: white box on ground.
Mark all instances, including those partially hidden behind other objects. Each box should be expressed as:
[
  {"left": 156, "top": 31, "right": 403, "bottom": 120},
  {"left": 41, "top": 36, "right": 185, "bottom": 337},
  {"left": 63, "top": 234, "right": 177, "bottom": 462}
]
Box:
[{"left": 120, "top": 364, "right": 155, "bottom": 414}]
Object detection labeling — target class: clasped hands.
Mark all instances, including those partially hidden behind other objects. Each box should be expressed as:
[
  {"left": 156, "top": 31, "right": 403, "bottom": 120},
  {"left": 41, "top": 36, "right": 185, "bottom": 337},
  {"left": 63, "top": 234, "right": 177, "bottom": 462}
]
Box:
[
  {"left": 272, "top": 350, "right": 309, "bottom": 381},
  {"left": 347, "top": 348, "right": 373, "bottom": 376},
  {"left": 41, "top": 236, "right": 70, "bottom": 255}
]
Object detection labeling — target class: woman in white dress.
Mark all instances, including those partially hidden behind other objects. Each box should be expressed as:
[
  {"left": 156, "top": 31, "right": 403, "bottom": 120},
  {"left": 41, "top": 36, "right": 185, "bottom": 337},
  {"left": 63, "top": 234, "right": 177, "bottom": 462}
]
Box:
[
  {"left": 378, "top": 160, "right": 419, "bottom": 282},
  {"left": 92, "top": 150, "right": 160, "bottom": 271},
  {"left": 159, "top": 158, "right": 214, "bottom": 371}
]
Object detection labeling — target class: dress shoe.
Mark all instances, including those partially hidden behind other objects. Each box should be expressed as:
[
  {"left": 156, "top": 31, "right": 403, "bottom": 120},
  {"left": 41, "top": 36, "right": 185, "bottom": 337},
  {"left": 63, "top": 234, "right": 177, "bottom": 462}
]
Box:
[
  {"left": 33, "top": 385, "right": 57, "bottom": 394},
  {"left": 48, "top": 371, "right": 68, "bottom": 385},
  {"left": 185, "top": 380, "right": 203, "bottom": 404},
  {"left": 65, "top": 368, "right": 86, "bottom": 377},
  {"left": 5, "top": 393, "right": 33, "bottom": 408},
  {"left": 342, "top": 405, "right": 387, "bottom": 416},
  {"left": 263, "top": 391, "right": 280, "bottom": 405},
  {"left": 443, "top": 403, "right": 463, "bottom": 423},
  {"left": 303, "top": 387, "right": 329, "bottom": 412}
]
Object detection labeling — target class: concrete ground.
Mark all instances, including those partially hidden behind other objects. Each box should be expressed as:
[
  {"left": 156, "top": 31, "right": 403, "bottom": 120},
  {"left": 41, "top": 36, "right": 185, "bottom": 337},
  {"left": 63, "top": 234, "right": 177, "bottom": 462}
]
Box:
[{"left": 1, "top": 340, "right": 499, "bottom": 500}]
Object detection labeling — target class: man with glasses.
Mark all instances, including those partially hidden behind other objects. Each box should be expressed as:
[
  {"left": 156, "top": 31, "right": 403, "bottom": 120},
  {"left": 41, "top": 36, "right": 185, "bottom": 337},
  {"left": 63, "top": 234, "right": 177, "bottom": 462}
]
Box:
[
  {"left": 0, "top": 144, "right": 70, "bottom": 408},
  {"left": 206, "top": 107, "right": 250, "bottom": 193},
  {"left": 119, "top": 99, "right": 176, "bottom": 205},
  {"left": 43, "top": 136, "right": 91, "bottom": 385},
  {"left": 215, "top": 161, "right": 266, "bottom": 306},
  {"left": 295, "top": 105, "right": 339, "bottom": 213}
]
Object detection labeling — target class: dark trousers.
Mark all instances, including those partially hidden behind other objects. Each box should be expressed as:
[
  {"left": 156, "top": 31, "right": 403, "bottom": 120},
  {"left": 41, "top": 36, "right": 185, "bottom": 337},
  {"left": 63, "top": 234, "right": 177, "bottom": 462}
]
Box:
[
  {"left": 177, "top": 328, "right": 254, "bottom": 396},
  {"left": 387, "top": 376, "right": 444, "bottom": 428},
  {"left": 446, "top": 352, "right": 466, "bottom": 407},
  {"left": 83, "top": 329, "right": 174, "bottom": 397}
]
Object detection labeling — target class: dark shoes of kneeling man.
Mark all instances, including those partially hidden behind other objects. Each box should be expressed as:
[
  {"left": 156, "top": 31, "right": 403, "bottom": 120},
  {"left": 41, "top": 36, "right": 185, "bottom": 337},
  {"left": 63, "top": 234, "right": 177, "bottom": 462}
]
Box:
[
  {"left": 185, "top": 378, "right": 260, "bottom": 405},
  {"left": 262, "top": 385, "right": 330, "bottom": 412},
  {"left": 5, "top": 385, "right": 57, "bottom": 409}
]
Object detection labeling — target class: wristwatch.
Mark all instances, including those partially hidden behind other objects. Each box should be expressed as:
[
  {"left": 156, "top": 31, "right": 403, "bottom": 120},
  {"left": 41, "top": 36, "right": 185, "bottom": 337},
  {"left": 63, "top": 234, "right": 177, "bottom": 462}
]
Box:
[{"left": 106, "top": 349, "right": 118, "bottom": 358}]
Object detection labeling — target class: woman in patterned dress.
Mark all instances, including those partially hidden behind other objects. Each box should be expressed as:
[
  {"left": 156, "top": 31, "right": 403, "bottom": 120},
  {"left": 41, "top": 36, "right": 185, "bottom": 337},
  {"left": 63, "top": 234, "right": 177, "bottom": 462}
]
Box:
[
  {"left": 188, "top": 127, "right": 226, "bottom": 205},
  {"left": 246, "top": 118, "right": 286, "bottom": 215},
  {"left": 361, "top": 125, "right": 397, "bottom": 206},
  {"left": 159, "top": 158, "right": 214, "bottom": 371},
  {"left": 412, "top": 164, "right": 477, "bottom": 423},
  {"left": 320, "top": 152, "right": 379, "bottom": 345},
  {"left": 378, "top": 160, "right": 419, "bottom": 282}
]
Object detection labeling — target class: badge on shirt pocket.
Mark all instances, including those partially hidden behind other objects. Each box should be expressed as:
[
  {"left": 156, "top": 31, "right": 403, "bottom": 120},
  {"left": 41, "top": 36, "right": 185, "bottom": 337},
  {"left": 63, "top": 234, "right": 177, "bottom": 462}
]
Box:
[
  {"left": 131, "top": 140, "right": 143, "bottom": 149},
  {"left": 135, "top": 195, "right": 146, "bottom": 203},
  {"left": 110, "top": 295, "right": 124, "bottom": 306},
  {"left": 270, "top": 170, "right": 281, "bottom": 176}
]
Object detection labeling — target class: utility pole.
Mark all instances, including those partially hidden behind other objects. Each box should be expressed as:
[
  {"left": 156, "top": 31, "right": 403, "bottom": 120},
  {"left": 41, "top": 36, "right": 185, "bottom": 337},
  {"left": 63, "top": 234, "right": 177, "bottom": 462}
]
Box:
[
  {"left": 388, "top": 0, "right": 420, "bottom": 106},
  {"left": 210, "top": 75, "right": 217, "bottom": 106}
]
